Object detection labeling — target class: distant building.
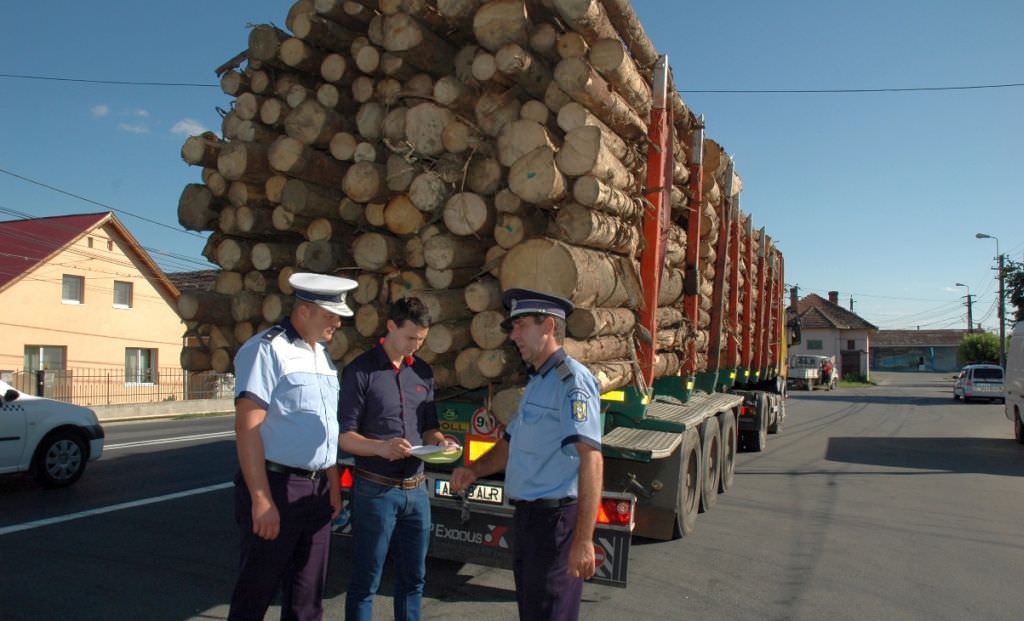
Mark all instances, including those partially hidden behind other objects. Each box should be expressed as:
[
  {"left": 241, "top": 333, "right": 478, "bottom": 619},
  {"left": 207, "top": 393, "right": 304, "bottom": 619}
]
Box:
[
  {"left": 0, "top": 212, "right": 184, "bottom": 404},
  {"left": 787, "top": 291, "right": 878, "bottom": 379},
  {"left": 870, "top": 329, "right": 971, "bottom": 373}
]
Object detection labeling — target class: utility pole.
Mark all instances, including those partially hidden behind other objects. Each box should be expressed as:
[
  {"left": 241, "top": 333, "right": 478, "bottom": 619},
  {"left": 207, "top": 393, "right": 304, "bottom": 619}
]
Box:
[
  {"left": 955, "top": 282, "right": 973, "bottom": 333},
  {"left": 998, "top": 252, "right": 1006, "bottom": 367}
]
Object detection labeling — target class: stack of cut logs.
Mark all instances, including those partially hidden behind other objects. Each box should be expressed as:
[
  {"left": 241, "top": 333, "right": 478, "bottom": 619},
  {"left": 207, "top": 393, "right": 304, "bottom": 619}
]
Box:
[{"left": 176, "top": 0, "right": 745, "bottom": 418}]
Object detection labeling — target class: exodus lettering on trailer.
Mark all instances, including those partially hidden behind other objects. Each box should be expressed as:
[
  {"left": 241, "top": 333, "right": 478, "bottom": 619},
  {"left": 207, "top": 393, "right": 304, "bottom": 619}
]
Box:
[{"left": 431, "top": 522, "right": 509, "bottom": 549}]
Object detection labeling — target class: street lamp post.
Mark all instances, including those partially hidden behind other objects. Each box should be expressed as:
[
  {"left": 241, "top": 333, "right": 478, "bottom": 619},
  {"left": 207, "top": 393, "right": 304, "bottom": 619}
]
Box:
[
  {"left": 954, "top": 282, "right": 973, "bottom": 333},
  {"left": 975, "top": 233, "right": 1005, "bottom": 367}
]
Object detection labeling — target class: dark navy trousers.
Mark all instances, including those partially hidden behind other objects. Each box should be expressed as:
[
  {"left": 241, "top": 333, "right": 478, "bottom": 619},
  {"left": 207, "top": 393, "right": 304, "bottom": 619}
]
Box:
[
  {"left": 228, "top": 470, "right": 333, "bottom": 621},
  {"left": 512, "top": 503, "right": 583, "bottom": 621}
]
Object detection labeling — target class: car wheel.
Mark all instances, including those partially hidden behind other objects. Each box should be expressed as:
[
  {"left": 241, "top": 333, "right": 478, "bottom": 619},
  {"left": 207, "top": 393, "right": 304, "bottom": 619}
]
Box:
[
  {"left": 1015, "top": 413, "right": 1024, "bottom": 445},
  {"left": 953, "top": 392, "right": 960, "bottom": 400},
  {"left": 32, "top": 430, "right": 87, "bottom": 488}
]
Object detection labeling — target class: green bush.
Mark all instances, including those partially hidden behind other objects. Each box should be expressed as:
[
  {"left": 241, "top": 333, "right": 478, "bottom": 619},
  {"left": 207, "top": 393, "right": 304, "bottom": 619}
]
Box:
[{"left": 957, "top": 333, "right": 1000, "bottom": 365}]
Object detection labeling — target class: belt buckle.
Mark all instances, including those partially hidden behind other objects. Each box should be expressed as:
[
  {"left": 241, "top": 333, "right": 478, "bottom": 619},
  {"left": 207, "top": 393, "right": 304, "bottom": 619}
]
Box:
[{"left": 306, "top": 469, "right": 321, "bottom": 481}]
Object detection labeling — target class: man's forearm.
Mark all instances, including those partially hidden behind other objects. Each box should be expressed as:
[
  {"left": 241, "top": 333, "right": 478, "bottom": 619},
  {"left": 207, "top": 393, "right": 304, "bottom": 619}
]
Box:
[
  {"left": 573, "top": 447, "right": 603, "bottom": 541},
  {"left": 339, "top": 431, "right": 384, "bottom": 457},
  {"left": 236, "top": 414, "right": 271, "bottom": 502}
]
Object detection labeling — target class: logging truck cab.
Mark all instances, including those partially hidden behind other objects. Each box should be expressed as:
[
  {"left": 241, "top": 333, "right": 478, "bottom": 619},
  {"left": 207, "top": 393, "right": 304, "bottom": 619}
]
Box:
[{"left": 333, "top": 57, "right": 789, "bottom": 587}]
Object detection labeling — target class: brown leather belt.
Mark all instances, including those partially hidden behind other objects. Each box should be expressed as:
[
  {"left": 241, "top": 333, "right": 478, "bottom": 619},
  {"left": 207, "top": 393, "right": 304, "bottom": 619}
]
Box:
[{"left": 355, "top": 468, "right": 425, "bottom": 490}]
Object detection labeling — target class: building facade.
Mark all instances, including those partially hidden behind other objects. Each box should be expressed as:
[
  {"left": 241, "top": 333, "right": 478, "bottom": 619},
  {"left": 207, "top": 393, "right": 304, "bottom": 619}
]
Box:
[
  {"left": 787, "top": 291, "right": 878, "bottom": 380},
  {"left": 0, "top": 212, "right": 184, "bottom": 405}
]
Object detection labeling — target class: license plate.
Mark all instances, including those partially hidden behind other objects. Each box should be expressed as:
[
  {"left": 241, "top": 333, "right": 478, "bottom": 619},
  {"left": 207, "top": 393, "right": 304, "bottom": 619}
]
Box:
[{"left": 434, "top": 478, "right": 504, "bottom": 505}]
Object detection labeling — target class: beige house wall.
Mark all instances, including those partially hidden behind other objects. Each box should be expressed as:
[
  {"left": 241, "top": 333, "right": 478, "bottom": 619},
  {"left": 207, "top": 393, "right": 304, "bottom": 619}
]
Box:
[{"left": 0, "top": 222, "right": 184, "bottom": 387}]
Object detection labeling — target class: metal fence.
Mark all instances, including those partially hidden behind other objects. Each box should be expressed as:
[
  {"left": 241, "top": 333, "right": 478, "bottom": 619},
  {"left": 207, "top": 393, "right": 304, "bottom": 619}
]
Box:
[{"left": 2, "top": 368, "right": 235, "bottom": 407}]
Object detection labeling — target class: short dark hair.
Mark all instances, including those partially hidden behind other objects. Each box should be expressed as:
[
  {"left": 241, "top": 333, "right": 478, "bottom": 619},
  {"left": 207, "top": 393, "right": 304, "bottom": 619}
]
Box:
[
  {"left": 524, "top": 314, "right": 565, "bottom": 343},
  {"left": 389, "top": 296, "right": 431, "bottom": 328}
]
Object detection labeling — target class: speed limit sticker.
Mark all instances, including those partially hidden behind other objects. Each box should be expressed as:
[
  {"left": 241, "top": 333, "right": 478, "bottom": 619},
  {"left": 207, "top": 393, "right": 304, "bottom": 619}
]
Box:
[{"left": 471, "top": 408, "right": 497, "bottom": 436}]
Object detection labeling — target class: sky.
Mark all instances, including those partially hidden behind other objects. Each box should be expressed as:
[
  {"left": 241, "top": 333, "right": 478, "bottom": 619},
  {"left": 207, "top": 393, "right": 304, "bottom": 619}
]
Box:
[{"left": 1, "top": 1, "right": 1021, "bottom": 332}]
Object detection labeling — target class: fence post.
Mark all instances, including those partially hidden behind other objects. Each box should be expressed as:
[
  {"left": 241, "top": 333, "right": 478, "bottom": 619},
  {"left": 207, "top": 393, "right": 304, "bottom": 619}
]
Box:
[{"left": 106, "top": 370, "right": 111, "bottom": 405}]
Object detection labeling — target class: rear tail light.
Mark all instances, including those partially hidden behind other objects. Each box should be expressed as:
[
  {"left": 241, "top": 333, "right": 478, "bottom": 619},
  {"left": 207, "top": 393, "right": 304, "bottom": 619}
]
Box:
[
  {"left": 339, "top": 465, "right": 354, "bottom": 490},
  {"left": 596, "top": 497, "right": 633, "bottom": 526},
  {"left": 740, "top": 405, "right": 755, "bottom": 417}
]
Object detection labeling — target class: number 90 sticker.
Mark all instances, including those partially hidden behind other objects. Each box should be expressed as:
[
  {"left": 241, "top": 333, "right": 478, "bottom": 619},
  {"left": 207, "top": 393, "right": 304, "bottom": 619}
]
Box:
[{"left": 471, "top": 408, "right": 498, "bottom": 436}]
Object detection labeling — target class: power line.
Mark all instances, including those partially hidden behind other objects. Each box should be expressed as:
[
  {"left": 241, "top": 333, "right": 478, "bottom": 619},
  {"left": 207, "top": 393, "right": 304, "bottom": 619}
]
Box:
[
  {"left": 0, "top": 168, "right": 203, "bottom": 239},
  {"left": 681, "top": 82, "right": 1024, "bottom": 94},
  {"left": 0, "top": 73, "right": 218, "bottom": 88},
  {"left": 3, "top": 72, "right": 1022, "bottom": 95}
]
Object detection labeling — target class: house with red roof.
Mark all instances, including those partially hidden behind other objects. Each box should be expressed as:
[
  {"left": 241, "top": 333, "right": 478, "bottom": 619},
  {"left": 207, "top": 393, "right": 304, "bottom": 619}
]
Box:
[
  {"left": 0, "top": 212, "right": 184, "bottom": 404},
  {"left": 787, "top": 291, "right": 878, "bottom": 380}
]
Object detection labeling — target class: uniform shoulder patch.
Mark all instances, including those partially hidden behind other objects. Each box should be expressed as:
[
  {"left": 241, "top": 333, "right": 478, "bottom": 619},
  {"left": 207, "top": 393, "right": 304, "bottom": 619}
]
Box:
[
  {"left": 568, "top": 388, "right": 591, "bottom": 422},
  {"left": 262, "top": 325, "right": 286, "bottom": 341}
]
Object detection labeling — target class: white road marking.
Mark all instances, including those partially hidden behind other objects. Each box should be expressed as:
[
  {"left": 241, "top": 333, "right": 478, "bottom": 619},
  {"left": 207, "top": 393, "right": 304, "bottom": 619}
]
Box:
[
  {"left": 105, "top": 431, "right": 235, "bottom": 450},
  {"left": 0, "top": 482, "right": 233, "bottom": 536}
]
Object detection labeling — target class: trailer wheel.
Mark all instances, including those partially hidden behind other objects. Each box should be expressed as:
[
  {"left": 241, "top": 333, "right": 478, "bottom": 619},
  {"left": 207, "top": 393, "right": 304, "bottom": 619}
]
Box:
[
  {"left": 745, "top": 397, "right": 768, "bottom": 452},
  {"left": 674, "top": 428, "right": 702, "bottom": 538},
  {"left": 719, "top": 411, "right": 737, "bottom": 493},
  {"left": 699, "top": 417, "right": 721, "bottom": 513},
  {"left": 767, "top": 394, "right": 782, "bottom": 434}
]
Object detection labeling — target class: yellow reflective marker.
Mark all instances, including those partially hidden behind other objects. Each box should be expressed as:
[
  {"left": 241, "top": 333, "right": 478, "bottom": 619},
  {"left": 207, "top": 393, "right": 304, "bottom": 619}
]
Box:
[
  {"left": 686, "top": 380, "right": 695, "bottom": 390},
  {"left": 468, "top": 438, "right": 496, "bottom": 463},
  {"left": 729, "top": 371, "right": 736, "bottom": 380},
  {"left": 601, "top": 390, "right": 626, "bottom": 402}
]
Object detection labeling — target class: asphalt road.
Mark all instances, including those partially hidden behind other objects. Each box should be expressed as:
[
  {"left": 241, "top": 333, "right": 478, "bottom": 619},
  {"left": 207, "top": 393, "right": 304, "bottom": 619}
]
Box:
[{"left": 1, "top": 372, "right": 1022, "bottom": 620}]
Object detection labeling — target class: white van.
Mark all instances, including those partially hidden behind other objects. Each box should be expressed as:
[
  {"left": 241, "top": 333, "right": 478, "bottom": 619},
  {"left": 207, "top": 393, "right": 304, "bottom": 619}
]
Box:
[{"left": 1005, "top": 321, "right": 1024, "bottom": 444}]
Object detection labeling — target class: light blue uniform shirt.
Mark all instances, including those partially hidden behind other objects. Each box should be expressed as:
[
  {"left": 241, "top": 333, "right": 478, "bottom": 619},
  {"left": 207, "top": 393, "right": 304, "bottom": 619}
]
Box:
[
  {"left": 234, "top": 318, "right": 340, "bottom": 472},
  {"left": 504, "top": 349, "right": 602, "bottom": 501}
]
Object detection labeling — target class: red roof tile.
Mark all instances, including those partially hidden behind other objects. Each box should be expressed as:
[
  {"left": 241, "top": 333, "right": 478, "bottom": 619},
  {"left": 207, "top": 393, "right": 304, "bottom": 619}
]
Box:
[
  {"left": 787, "top": 293, "right": 878, "bottom": 331},
  {"left": 0, "top": 212, "right": 110, "bottom": 292}
]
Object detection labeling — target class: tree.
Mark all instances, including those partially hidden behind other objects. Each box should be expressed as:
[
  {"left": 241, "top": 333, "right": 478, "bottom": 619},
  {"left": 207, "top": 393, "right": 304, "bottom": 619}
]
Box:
[
  {"left": 1003, "top": 258, "right": 1024, "bottom": 323},
  {"left": 958, "top": 332, "right": 1000, "bottom": 365}
]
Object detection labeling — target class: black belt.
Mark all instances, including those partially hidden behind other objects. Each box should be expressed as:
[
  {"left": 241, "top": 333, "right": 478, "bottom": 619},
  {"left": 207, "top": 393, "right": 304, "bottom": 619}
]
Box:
[
  {"left": 355, "top": 468, "right": 425, "bottom": 490},
  {"left": 510, "top": 497, "right": 577, "bottom": 509},
  {"left": 266, "top": 460, "right": 325, "bottom": 480}
]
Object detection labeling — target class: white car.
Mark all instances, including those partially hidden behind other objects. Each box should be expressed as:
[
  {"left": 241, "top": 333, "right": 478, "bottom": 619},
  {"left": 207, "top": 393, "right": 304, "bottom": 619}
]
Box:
[
  {"left": 953, "top": 364, "right": 1005, "bottom": 403},
  {"left": 0, "top": 379, "right": 105, "bottom": 487}
]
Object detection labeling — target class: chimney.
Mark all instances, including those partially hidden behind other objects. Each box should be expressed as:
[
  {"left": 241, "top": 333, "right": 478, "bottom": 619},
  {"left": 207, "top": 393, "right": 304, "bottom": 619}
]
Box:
[
  {"left": 790, "top": 286, "right": 799, "bottom": 309},
  {"left": 828, "top": 290, "right": 839, "bottom": 304}
]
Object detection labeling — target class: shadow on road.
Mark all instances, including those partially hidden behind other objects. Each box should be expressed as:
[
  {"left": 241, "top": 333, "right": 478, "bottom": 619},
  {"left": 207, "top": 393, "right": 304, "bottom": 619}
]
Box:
[
  {"left": 789, "top": 393, "right": 968, "bottom": 407},
  {"left": 825, "top": 436, "right": 1024, "bottom": 476}
]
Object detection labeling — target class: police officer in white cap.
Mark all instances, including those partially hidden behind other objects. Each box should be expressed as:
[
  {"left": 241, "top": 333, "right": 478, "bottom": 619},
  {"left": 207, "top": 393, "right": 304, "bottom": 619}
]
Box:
[
  {"left": 451, "top": 287, "right": 603, "bottom": 621},
  {"left": 228, "top": 272, "right": 357, "bottom": 621}
]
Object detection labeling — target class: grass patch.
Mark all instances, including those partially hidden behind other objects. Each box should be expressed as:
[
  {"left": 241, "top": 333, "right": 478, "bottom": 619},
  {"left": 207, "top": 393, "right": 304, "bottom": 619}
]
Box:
[
  {"left": 172, "top": 411, "right": 233, "bottom": 421},
  {"left": 838, "top": 379, "right": 875, "bottom": 388}
]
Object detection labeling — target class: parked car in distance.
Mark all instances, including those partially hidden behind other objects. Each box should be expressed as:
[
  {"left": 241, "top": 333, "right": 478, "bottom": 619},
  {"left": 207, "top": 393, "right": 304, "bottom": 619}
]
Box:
[
  {"left": 0, "top": 379, "right": 105, "bottom": 487},
  {"left": 788, "top": 354, "right": 836, "bottom": 391},
  {"left": 1005, "top": 322, "right": 1024, "bottom": 443},
  {"left": 953, "top": 363, "right": 1005, "bottom": 403}
]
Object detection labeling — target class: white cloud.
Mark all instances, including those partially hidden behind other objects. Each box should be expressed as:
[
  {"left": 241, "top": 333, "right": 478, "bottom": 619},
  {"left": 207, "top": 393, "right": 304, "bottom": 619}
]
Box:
[
  {"left": 118, "top": 123, "right": 150, "bottom": 134},
  {"left": 91, "top": 104, "right": 110, "bottom": 118},
  {"left": 171, "top": 118, "right": 209, "bottom": 136},
  {"left": 135, "top": 109, "right": 150, "bottom": 118}
]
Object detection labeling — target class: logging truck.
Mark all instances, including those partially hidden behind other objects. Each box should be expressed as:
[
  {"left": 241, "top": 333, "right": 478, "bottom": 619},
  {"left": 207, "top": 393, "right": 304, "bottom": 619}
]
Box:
[
  {"left": 329, "top": 58, "right": 791, "bottom": 587},
  {"left": 174, "top": 0, "right": 794, "bottom": 590}
]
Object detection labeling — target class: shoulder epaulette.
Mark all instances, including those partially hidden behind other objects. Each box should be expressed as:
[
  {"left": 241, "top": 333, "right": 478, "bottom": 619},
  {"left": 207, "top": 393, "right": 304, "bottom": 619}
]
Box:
[
  {"left": 556, "top": 360, "right": 574, "bottom": 382},
  {"left": 262, "top": 325, "right": 286, "bottom": 341}
]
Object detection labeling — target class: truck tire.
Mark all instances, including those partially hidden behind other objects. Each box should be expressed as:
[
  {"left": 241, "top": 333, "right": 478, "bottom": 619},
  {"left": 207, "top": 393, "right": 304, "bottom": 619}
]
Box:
[
  {"left": 767, "top": 395, "right": 783, "bottom": 434},
  {"left": 699, "top": 417, "right": 721, "bottom": 513},
  {"left": 674, "top": 427, "right": 702, "bottom": 538},
  {"left": 719, "top": 411, "right": 737, "bottom": 493},
  {"left": 1015, "top": 410, "right": 1024, "bottom": 445},
  {"left": 747, "top": 397, "right": 768, "bottom": 452}
]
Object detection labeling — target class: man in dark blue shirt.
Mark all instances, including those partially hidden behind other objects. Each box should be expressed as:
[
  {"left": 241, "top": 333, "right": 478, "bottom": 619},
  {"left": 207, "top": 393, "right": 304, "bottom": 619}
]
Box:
[{"left": 339, "top": 297, "right": 451, "bottom": 621}]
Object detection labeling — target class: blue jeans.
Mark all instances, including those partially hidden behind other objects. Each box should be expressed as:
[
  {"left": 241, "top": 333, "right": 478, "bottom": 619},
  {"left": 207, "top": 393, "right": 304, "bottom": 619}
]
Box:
[{"left": 345, "top": 476, "right": 431, "bottom": 621}]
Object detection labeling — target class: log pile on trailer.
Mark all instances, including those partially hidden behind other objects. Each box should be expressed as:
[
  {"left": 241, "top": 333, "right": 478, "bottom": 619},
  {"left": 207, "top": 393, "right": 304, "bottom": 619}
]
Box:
[{"left": 176, "top": 0, "right": 782, "bottom": 415}]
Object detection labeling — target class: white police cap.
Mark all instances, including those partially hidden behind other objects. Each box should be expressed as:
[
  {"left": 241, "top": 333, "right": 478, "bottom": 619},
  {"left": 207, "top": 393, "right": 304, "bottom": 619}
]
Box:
[{"left": 288, "top": 272, "right": 358, "bottom": 317}]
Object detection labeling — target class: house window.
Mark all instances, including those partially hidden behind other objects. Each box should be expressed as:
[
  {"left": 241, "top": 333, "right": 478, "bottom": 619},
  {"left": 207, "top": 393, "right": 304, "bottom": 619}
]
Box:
[
  {"left": 113, "top": 281, "right": 133, "bottom": 308},
  {"left": 125, "top": 348, "right": 157, "bottom": 384},
  {"left": 847, "top": 339, "right": 856, "bottom": 350},
  {"left": 87, "top": 237, "right": 94, "bottom": 248},
  {"left": 24, "top": 346, "right": 66, "bottom": 371},
  {"left": 62, "top": 274, "right": 84, "bottom": 304},
  {"left": 107, "top": 240, "right": 114, "bottom": 251},
  {"left": 807, "top": 339, "right": 823, "bottom": 350}
]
